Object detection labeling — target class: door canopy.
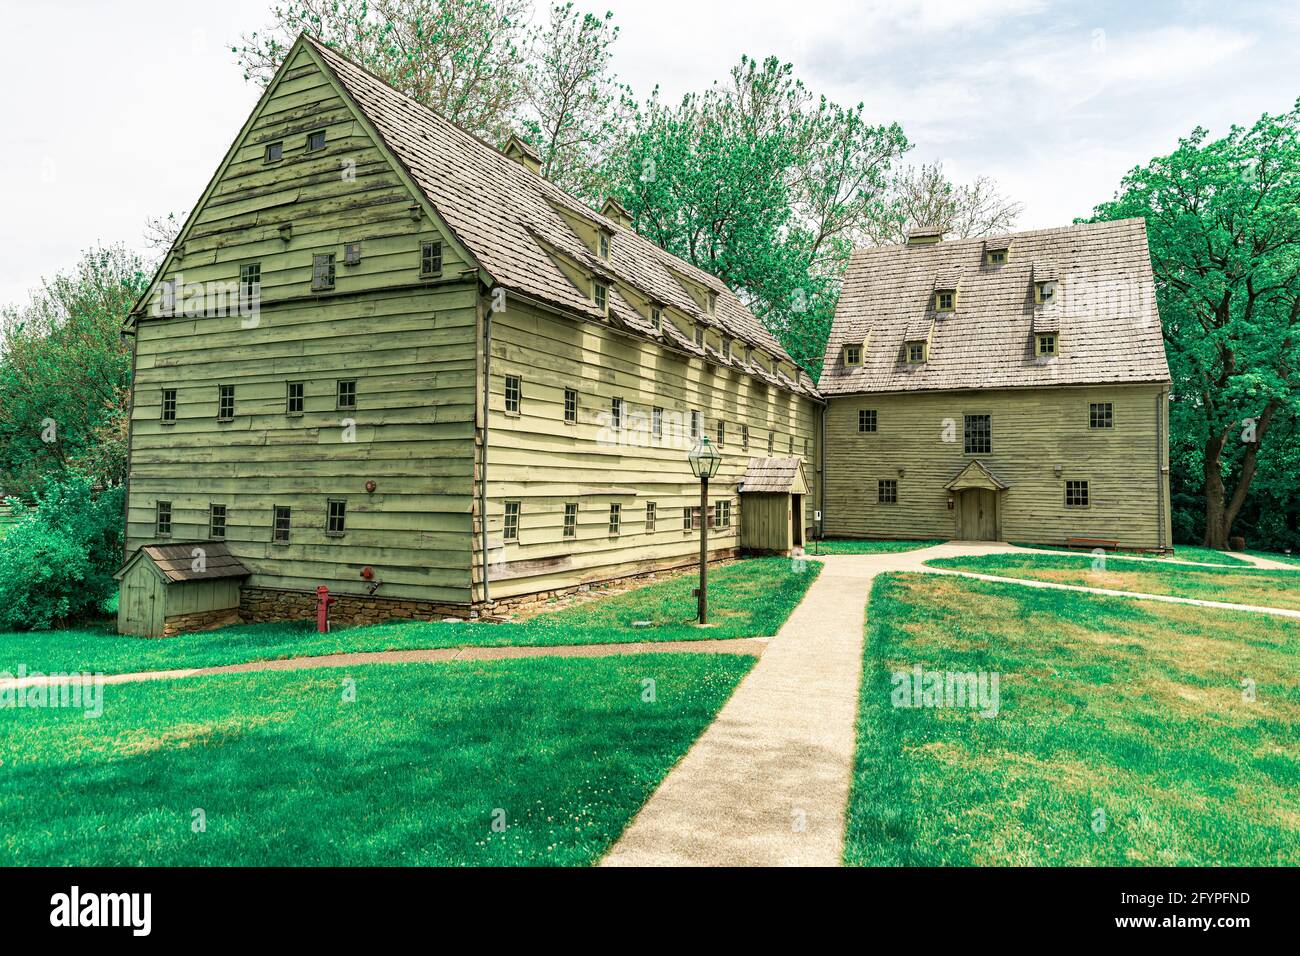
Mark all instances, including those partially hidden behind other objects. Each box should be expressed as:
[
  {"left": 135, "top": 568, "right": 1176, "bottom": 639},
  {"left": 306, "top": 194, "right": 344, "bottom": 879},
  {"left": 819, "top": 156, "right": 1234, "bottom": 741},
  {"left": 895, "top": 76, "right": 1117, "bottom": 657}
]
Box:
[{"left": 944, "top": 459, "right": 1008, "bottom": 492}]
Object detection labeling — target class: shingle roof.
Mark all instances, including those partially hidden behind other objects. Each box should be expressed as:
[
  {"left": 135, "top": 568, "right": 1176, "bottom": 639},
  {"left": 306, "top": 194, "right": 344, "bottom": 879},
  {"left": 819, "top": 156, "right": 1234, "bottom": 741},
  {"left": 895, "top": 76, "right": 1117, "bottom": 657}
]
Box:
[
  {"left": 737, "top": 457, "right": 807, "bottom": 494},
  {"left": 818, "top": 219, "right": 1169, "bottom": 396},
  {"left": 305, "top": 37, "right": 819, "bottom": 398},
  {"left": 117, "top": 542, "right": 252, "bottom": 583}
]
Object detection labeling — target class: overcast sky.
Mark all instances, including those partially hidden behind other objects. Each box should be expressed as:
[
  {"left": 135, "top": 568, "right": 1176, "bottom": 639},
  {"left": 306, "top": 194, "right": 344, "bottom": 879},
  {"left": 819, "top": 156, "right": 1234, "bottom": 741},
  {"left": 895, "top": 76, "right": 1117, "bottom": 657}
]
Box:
[{"left": 1, "top": 0, "right": 1296, "bottom": 308}]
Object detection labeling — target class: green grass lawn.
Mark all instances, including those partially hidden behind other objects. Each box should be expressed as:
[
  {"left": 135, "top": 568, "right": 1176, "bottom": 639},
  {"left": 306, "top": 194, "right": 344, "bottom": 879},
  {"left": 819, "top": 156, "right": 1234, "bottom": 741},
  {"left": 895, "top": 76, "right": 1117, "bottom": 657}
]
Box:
[
  {"left": 0, "top": 556, "right": 818, "bottom": 676},
  {"left": 814, "top": 538, "right": 943, "bottom": 554},
  {"left": 925, "top": 551, "right": 1300, "bottom": 611},
  {"left": 1014, "top": 542, "right": 1249, "bottom": 566},
  {"left": 845, "top": 573, "right": 1300, "bottom": 866},
  {"left": 0, "top": 653, "right": 753, "bottom": 865}
]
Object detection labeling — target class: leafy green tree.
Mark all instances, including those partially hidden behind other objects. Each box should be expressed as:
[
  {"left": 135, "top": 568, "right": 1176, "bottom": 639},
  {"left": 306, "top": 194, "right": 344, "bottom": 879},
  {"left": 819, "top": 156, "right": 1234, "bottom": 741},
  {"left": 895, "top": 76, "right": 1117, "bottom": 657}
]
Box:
[
  {"left": 235, "top": 0, "right": 531, "bottom": 145},
  {"left": 1091, "top": 102, "right": 1300, "bottom": 549},
  {"left": 608, "top": 55, "right": 908, "bottom": 373},
  {"left": 0, "top": 246, "right": 146, "bottom": 497}
]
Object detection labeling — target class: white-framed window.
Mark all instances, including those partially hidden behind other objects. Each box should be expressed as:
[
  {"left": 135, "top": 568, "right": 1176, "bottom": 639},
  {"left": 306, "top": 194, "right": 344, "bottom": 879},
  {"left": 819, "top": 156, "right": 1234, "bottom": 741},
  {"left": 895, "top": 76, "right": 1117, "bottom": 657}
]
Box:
[{"left": 504, "top": 501, "right": 521, "bottom": 541}]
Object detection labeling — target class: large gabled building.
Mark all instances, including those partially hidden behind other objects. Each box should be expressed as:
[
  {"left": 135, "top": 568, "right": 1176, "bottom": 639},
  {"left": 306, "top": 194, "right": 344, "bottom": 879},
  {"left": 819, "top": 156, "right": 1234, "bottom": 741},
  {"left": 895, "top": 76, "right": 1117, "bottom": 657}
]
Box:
[
  {"left": 817, "top": 219, "right": 1172, "bottom": 549},
  {"left": 118, "top": 35, "right": 823, "bottom": 634}
]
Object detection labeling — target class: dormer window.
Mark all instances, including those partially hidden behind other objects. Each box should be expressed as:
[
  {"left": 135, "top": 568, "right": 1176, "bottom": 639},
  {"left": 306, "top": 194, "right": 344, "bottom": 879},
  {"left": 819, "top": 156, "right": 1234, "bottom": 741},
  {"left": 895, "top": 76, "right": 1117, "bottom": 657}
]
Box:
[
  {"left": 694, "top": 325, "right": 704, "bottom": 347},
  {"left": 1036, "top": 333, "right": 1058, "bottom": 357},
  {"left": 843, "top": 343, "right": 863, "bottom": 366},
  {"left": 706, "top": 291, "right": 717, "bottom": 315},
  {"left": 935, "top": 290, "right": 956, "bottom": 312},
  {"left": 598, "top": 232, "right": 610, "bottom": 260},
  {"left": 593, "top": 281, "right": 608, "bottom": 312},
  {"left": 986, "top": 249, "right": 1007, "bottom": 266},
  {"left": 1035, "top": 281, "right": 1056, "bottom": 305},
  {"left": 650, "top": 306, "right": 662, "bottom": 330},
  {"left": 722, "top": 338, "right": 732, "bottom": 360},
  {"left": 906, "top": 341, "right": 927, "bottom": 364}
]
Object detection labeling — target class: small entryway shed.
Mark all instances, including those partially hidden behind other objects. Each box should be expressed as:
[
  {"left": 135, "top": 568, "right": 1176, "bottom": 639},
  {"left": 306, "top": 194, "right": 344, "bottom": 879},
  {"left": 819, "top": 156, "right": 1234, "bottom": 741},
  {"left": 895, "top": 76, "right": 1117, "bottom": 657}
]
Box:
[
  {"left": 738, "top": 457, "right": 809, "bottom": 555},
  {"left": 945, "top": 460, "right": 1008, "bottom": 541},
  {"left": 115, "top": 542, "right": 251, "bottom": 637}
]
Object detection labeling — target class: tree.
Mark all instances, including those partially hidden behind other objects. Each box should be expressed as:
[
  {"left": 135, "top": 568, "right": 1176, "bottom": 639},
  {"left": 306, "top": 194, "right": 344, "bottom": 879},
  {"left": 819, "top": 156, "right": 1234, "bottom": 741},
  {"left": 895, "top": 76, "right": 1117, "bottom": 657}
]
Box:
[
  {"left": 0, "top": 246, "right": 146, "bottom": 497},
  {"left": 1091, "top": 102, "right": 1300, "bottom": 549},
  {"left": 235, "top": 0, "right": 531, "bottom": 145},
  {"left": 608, "top": 55, "right": 908, "bottom": 373},
  {"left": 518, "top": 3, "right": 630, "bottom": 200},
  {"left": 867, "top": 161, "right": 1023, "bottom": 245}
]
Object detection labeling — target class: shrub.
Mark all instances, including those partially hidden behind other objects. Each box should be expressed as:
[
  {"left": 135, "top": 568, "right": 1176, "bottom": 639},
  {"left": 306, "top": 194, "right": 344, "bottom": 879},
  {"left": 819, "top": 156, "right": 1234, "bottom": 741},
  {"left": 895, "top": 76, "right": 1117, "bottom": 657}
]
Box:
[{"left": 0, "top": 475, "right": 123, "bottom": 630}]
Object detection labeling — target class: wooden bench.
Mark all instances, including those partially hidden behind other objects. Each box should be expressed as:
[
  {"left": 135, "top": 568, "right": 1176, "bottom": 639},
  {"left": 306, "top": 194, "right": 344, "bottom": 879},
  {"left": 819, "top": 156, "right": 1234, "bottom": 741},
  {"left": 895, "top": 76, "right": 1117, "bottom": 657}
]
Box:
[{"left": 1066, "top": 537, "right": 1120, "bottom": 551}]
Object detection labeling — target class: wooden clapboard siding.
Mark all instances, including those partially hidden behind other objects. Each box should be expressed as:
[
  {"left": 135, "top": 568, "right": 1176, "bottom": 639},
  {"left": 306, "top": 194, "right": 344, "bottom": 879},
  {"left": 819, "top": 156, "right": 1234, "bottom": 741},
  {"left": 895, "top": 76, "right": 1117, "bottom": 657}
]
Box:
[
  {"left": 823, "top": 384, "right": 1171, "bottom": 548},
  {"left": 481, "top": 297, "right": 821, "bottom": 598},
  {"left": 125, "top": 48, "right": 479, "bottom": 604}
]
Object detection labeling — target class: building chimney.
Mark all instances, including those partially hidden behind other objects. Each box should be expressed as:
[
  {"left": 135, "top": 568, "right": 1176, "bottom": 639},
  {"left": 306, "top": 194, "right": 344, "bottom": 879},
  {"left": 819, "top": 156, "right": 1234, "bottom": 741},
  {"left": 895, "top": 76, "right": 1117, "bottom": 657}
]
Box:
[
  {"left": 502, "top": 133, "right": 542, "bottom": 175},
  {"left": 601, "top": 196, "right": 632, "bottom": 229},
  {"left": 906, "top": 225, "right": 945, "bottom": 246}
]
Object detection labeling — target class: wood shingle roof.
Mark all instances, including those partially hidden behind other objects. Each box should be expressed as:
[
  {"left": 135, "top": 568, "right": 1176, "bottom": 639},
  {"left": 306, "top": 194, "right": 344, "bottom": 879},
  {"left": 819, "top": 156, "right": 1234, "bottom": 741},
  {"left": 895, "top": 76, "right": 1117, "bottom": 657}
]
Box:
[
  {"left": 116, "top": 542, "right": 251, "bottom": 583},
  {"left": 817, "top": 219, "right": 1170, "bottom": 396}
]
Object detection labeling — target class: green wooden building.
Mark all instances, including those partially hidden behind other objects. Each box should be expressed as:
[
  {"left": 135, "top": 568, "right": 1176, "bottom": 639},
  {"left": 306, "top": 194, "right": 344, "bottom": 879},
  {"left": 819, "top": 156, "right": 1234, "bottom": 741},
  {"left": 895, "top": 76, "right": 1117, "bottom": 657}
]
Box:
[{"left": 121, "top": 35, "right": 823, "bottom": 629}]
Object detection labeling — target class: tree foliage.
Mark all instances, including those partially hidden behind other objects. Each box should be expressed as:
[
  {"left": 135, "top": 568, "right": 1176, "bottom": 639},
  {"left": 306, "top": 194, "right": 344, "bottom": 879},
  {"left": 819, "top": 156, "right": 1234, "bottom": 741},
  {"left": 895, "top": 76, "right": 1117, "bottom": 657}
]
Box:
[
  {"left": 868, "top": 161, "right": 1024, "bottom": 245},
  {"left": 1091, "top": 101, "right": 1300, "bottom": 549},
  {"left": 0, "top": 246, "right": 146, "bottom": 497}
]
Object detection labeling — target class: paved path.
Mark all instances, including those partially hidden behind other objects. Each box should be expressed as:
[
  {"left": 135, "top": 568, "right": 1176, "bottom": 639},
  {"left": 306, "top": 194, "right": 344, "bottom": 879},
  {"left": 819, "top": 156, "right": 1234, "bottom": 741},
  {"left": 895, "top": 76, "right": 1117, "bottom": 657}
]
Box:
[
  {"left": 1231, "top": 551, "right": 1300, "bottom": 572},
  {"left": 0, "top": 637, "right": 770, "bottom": 691}
]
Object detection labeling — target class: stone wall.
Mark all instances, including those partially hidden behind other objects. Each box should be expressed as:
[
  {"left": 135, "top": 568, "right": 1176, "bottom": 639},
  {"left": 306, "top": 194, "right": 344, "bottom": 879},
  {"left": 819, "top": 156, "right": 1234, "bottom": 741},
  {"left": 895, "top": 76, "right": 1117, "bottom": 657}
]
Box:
[{"left": 162, "top": 607, "right": 241, "bottom": 638}]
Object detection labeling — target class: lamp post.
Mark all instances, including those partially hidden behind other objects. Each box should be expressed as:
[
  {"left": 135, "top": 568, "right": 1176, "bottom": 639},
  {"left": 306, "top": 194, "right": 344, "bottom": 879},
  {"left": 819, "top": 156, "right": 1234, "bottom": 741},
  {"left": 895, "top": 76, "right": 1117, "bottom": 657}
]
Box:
[{"left": 687, "top": 435, "right": 723, "bottom": 624}]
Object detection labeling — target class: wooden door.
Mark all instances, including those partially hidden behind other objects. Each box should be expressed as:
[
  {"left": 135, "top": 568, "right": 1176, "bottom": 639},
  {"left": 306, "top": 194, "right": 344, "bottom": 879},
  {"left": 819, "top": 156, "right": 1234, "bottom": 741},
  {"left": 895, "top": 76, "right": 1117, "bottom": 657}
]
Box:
[{"left": 957, "top": 489, "right": 998, "bottom": 540}]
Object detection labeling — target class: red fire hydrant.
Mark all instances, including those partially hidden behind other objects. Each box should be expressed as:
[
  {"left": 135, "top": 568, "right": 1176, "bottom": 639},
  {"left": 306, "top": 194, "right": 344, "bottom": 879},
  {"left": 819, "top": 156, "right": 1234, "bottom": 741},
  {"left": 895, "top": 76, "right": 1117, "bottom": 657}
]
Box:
[{"left": 316, "top": 585, "right": 336, "bottom": 633}]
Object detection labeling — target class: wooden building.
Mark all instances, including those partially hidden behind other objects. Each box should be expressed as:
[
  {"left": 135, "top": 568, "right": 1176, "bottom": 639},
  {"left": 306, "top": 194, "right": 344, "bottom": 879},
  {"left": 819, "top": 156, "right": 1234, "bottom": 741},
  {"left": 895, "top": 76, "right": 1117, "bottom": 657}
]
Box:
[
  {"left": 121, "top": 35, "right": 822, "bottom": 628},
  {"left": 817, "top": 220, "right": 1172, "bottom": 549}
]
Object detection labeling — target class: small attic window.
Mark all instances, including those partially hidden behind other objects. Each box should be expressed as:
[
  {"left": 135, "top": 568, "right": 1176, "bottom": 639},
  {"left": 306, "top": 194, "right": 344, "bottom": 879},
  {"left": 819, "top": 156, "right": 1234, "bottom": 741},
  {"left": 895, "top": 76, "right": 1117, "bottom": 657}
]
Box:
[
  {"left": 706, "top": 291, "right": 717, "bottom": 315},
  {"left": 843, "top": 343, "right": 863, "bottom": 366},
  {"left": 343, "top": 242, "right": 362, "bottom": 267},
  {"left": 420, "top": 241, "right": 442, "bottom": 278},
  {"left": 935, "top": 290, "right": 956, "bottom": 312},
  {"left": 722, "top": 338, "right": 732, "bottom": 360},
  {"left": 593, "top": 281, "right": 608, "bottom": 312},
  {"left": 650, "top": 306, "right": 662, "bottom": 330},
  {"left": 306, "top": 130, "right": 326, "bottom": 152},
  {"left": 694, "top": 325, "right": 704, "bottom": 347},
  {"left": 906, "top": 341, "right": 927, "bottom": 364},
  {"left": 1035, "top": 281, "right": 1056, "bottom": 305},
  {"left": 986, "top": 249, "right": 1007, "bottom": 266},
  {"left": 1037, "top": 333, "right": 1058, "bottom": 357},
  {"left": 265, "top": 141, "right": 283, "bottom": 163},
  {"left": 598, "top": 232, "right": 610, "bottom": 260},
  {"left": 311, "top": 253, "right": 336, "bottom": 291}
]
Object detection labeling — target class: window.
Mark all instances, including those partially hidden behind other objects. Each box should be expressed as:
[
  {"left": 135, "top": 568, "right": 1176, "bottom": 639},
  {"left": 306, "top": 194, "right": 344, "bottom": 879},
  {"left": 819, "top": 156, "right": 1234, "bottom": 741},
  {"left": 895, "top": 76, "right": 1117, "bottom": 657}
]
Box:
[
  {"left": 645, "top": 501, "right": 657, "bottom": 533},
  {"left": 964, "top": 414, "right": 991, "bottom": 455},
  {"left": 594, "top": 281, "right": 608, "bottom": 312},
  {"left": 420, "top": 241, "right": 443, "bottom": 278},
  {"left": 714, "top": 500, "right": 732, "bottom": 529},
  {"left": 564, "top": 388, "right": 577, "bottom": 424},
  {"left": 803, "top": 438, "right": 810, "bottom": 458},
  {"left": 343, "top": 242, "right": 362, "bottom": 267},
  {"left": 767, "top": 432, "right": 775, "bottom": 455},
  {"left": 858, "top": 408, "right": 877, "bottom": 433},
  {"left": 306, "top": 130, "right": 326, "bottom": 152},
  {"left": 907, "top": 341, "right": 927, "bottom": 363},
  {"left": 878, "top": 480, "right": 898, "bottom": 504},
  {"left": 563, "top": 502, "right": 578, "bottom": 538},
  {"left": 742, "top": 424, "right": 750, "bottom": 451},
  {"left": 716, "top": 420, "right": 726, "bottom": 447},
  {"left": 240, "top": 263, "right": 261, "bottom": 303},
  {"left": 1035, "top": 281, "right": 1055, "bottom": 305},
  {"left": 608, "top": 503, "right": 621, "bottom": 535},
  {"left": 265, "top": 141, "right": 283, "bottom": 163},
  {"left": 843, "top": 343, "right": 862, "bottom": 366},
  {"left": 504, "top": 375, "right": 521, "bottom": 414},
  {"left": 683, "top": 506, "right": 701, "bottom": 531},
  {"left": 503, "top": 501, "right": 520, "bottom": 541},
  {"left": 652, "top": 406, "right": 663, "bottom": 440},
  {"left": 327, "top": 499, "right": 347, "bottom": 536},
  {"left": 1089, "top": 402, "right": 1114, "bottom": 429},
  {"left": 273, "top": 505, "right": 291, "bottom": 544},
  {"left": 155, "top": 501, "right": 172, "bottom": 537},
  {"left": 650, "top": 307, "right": 662, "bottom": 331},
  {"left": 694, "top": 325, "right": 704, "bottom": 347},
  {"left": 311, "top": 253, "right": 335, "bottom": 291},
  {"left": 722, "top": 338, "right": 732, "bottom": 360},
  {"left": 691, "top": 409, "right": 701, "bottom": 440},
  {"left": 1037, "top": 333, "right": 1057, "bottom": 357},
  {"left": 611, "top": 397, "right": 623, "bottom": 429},
  {"left": 598, "top": 232, "right": 610, "bottom": 259},
  {"left": 935, "top": 290, "right": 955, "bottom": 312},
  {"left": 1065, "top": 480, "right": 1090, "bottom": 508},
  {"left": 336, "top": 379, "right": 357, "bottom": 411},
  {"left": 986, "top": 249, "right": 1006, "bottom": 266},
  {"left": 209, "top": 503, "right": 226, "bottom": 540},
  {"left": 286, "top": 381, "right": 304, "bottom": 416},
  {"left": 161, "top": 388, "right": 177, "bottom": 424},
  {"left": 218, "top": 384, "right": 235, "bottom": 421},
  {"left": 788, "top": 436, "right": 794, "bottom": 454},
  {"left": 706, "top": 291, "right": 717, "bottom": 315},
  {"left": 160, "top": 278, "right": 177, "bottom": 315}
]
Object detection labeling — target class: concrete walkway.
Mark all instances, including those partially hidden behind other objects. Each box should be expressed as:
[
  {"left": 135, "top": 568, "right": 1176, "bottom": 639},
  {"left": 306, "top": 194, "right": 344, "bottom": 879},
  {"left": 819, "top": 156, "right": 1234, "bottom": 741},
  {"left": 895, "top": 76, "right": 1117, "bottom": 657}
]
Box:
[
  {"left": 0, "top": 636, "right": 770, "bottom": 691},
  {"left": 1231, "top": 551, "right": 1300, "bottom": 572}
]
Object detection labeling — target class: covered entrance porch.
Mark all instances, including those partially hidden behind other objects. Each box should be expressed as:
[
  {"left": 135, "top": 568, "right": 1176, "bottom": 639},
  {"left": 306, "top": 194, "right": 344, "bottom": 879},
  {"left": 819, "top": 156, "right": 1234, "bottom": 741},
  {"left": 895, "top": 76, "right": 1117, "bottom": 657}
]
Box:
[{"left": 944, "top": 460, "right": 1008, "bottom": 542}]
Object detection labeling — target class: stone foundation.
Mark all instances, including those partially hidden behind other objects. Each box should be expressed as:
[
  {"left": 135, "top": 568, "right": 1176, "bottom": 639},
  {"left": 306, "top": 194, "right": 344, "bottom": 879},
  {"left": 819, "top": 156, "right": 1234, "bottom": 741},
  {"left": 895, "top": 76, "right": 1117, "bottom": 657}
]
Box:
[{"left": 162, "top": 607, "right": 241, "bottom": 638}]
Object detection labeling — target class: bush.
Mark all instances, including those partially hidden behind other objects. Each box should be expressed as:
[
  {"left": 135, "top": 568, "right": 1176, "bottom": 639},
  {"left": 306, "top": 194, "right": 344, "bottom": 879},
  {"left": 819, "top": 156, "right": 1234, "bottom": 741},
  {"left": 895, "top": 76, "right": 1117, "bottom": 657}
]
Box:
[{"left": 0, "top": 476, "right": 123, "bottom": 630}]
